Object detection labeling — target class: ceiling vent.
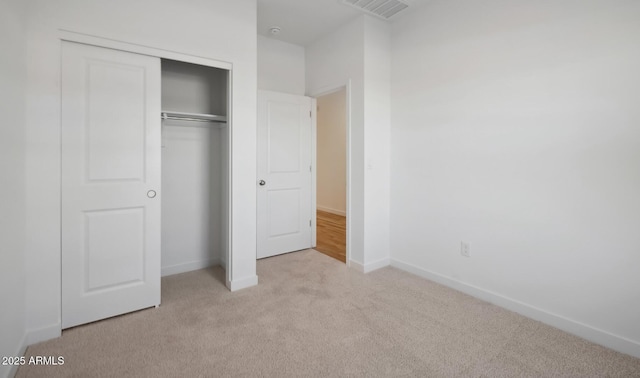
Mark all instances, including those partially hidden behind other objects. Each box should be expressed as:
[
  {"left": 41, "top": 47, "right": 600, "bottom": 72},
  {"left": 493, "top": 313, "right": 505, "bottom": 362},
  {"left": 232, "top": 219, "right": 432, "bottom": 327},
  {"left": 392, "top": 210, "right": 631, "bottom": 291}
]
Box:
[{"left": 340, "top": 0, "right": 411, "bottom": 20}]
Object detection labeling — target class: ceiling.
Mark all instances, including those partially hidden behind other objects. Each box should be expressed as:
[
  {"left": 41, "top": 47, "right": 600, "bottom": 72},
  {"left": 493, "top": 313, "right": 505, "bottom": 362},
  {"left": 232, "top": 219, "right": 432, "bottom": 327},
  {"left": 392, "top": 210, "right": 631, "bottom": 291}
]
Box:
[{"left": 257, "top": 0, "right": 423, "bottom": 46}]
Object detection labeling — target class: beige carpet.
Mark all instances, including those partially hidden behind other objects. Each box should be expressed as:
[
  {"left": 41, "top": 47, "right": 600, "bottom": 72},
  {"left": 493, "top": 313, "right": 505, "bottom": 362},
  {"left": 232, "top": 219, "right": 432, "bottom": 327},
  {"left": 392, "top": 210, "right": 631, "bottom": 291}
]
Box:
[{"left": 18, "top": 250, "right": 640, "bottom": 377}]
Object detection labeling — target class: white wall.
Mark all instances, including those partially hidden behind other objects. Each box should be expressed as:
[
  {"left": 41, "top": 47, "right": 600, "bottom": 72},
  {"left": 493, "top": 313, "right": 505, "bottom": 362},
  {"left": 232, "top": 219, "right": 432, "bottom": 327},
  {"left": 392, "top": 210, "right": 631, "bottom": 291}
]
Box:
[
  {"left": 390, "top": 0, "right": 640, "bottom": 357},
  {"left": 306, "top": 15, "right": 391, "bottom": 271},
  {"left": 362, "top": 17, "right": 391, "bottom": 269},
  {"left": 24, "top": 0, "right": 258, "bottom": 345},
  {"left": 317, "top": 89, "right": 347, "bottom": 215},
  {"left": 258, "top": 35, "right": 305, "bottom": 95},
  {"left": 162, "top": 60, "right": 228, "bottom": 116},
  {"left": 0, "top": 1, "right": 28, "bottom": 377},
  {"left": 161, "top": 125, "right": 222, "bottom": 276}
]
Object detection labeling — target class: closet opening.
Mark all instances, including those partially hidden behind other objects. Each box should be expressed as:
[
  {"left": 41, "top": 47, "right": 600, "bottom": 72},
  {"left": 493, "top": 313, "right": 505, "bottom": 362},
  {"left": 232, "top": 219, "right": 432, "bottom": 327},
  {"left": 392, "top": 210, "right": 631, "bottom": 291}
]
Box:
[{"left": 160, "top": 59, "right": 230, "bottom": 284}]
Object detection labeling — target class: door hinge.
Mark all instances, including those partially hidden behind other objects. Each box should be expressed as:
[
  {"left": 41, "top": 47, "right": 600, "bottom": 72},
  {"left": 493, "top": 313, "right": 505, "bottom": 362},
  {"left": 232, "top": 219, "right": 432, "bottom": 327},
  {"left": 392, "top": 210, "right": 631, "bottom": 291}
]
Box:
[
  {"left": 309, "top": 165, "right": 312, "bottom": 172},
  {"left": 309, "top": 220, "right": 312, "bottom": 227},
  {"left": 309, "top": 110, "right": 312, "bottom": 118}
]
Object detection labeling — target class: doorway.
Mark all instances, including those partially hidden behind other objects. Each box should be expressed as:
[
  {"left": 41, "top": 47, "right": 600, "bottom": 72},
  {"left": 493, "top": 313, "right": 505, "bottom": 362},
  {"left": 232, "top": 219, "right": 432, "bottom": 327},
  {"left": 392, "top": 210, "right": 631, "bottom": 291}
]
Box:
[{"left": 314, "top": 88, "right": 347, "bottom": 263}]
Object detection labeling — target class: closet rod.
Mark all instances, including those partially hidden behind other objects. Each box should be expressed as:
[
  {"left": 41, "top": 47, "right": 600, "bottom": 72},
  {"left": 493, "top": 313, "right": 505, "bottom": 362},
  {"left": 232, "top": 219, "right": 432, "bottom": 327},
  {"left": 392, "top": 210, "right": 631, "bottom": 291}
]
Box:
[{"left": 161, "top": 111, "right": 227, "bottom": 123}]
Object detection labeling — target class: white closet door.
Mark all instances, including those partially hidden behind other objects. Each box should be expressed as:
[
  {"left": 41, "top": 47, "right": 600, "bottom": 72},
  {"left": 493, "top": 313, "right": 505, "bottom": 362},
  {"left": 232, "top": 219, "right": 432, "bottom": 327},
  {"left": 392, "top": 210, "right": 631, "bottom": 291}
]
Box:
[
  {"left": 61, "top": 41, "right": 161, "bottom": 329},
  {"left": 257, "top": 90, "right": 312, "bottom": 259}
]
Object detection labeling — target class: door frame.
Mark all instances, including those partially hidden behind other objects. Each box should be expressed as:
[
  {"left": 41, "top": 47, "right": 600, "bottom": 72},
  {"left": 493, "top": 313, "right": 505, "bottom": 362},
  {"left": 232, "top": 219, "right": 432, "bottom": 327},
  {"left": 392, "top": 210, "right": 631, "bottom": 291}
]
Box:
[
  {"left": 310, "top": 82, "right": 352, "bottom": 266},
  {"left": 58, "top": 30, "right": 234, "bottom": 307}
]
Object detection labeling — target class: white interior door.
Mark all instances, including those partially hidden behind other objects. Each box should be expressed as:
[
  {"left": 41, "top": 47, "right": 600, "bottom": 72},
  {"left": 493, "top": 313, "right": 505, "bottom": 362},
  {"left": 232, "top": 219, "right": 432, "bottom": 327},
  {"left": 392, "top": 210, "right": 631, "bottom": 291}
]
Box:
[
  {"left": 61, "top": 41, "right": 161, "bottom": 329},
  {"left": 257, "top": 91, "right": 312, "bottom": 259}
]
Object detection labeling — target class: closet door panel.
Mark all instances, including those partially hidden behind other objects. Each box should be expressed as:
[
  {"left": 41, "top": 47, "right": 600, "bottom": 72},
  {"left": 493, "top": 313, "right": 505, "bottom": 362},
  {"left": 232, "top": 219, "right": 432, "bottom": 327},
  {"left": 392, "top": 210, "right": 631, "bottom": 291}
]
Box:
[
  {"left": 61, "top": 41, "right": 161, "bottom": 329},
  {"left": 86, "top": 61, "right": 146, "bottom": 181}
]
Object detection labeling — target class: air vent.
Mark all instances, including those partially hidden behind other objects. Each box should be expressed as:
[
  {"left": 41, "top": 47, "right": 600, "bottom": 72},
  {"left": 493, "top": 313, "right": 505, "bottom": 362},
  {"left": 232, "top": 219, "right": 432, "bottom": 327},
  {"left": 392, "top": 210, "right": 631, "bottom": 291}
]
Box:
[{"left": 340, "top": 0, "right": 410, "bottom": 20}]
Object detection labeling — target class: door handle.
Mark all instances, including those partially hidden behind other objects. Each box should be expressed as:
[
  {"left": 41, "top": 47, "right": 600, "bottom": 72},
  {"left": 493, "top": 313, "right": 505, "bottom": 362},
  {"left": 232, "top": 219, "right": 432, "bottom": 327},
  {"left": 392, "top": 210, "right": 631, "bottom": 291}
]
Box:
[
  {"left": 259, "top": 180, "right": 266, "bottom": 186},
  {"left": 147, "top": 190, "right": 157, "bottom": 198}
]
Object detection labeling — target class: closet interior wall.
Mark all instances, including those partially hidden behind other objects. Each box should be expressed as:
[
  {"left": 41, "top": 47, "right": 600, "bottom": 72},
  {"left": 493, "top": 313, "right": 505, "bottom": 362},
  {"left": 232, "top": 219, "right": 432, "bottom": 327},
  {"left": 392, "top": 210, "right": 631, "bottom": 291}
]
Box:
[{"left": 160, "top": 59, "right": 229, "bottom": 277}]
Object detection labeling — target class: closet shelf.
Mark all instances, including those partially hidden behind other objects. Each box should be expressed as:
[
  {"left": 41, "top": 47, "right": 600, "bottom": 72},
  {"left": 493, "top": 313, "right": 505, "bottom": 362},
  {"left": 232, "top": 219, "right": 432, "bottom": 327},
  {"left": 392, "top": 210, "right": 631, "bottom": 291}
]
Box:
[{"left": 161, "top": 111, "right": 227, "bottom": 123}]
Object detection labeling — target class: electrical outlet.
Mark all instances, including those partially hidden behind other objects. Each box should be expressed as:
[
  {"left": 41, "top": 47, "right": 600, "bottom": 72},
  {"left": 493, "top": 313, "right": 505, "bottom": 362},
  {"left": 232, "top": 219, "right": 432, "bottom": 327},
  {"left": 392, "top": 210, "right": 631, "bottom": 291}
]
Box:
[{"left": 461, "top": 242, "right": 470, "bottom": 257}]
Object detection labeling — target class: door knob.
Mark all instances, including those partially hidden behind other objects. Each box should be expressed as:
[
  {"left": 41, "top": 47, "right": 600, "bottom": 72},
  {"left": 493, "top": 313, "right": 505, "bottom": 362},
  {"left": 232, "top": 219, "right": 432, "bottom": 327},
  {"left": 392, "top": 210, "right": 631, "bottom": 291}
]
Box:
[
  {"left": 147, "top": 190, "right": 157, "bottom": 198},
  {"left": 259, "top": 180, "right": 266, "bottom": 186}
]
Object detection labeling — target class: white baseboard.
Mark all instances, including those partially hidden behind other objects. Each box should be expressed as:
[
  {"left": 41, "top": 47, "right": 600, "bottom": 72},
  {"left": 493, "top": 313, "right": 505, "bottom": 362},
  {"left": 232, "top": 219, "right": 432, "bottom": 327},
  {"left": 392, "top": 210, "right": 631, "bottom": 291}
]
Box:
[
  {"left": 350, "top": 260, "right": 364, "bottom": 272},
  {"left": 226, "top": 275, "right": 258, "bottom": 292},
  {"left": 350, "top": 257, "right": 390, "bottom": 274},
  {"left": 316, "top": 205, "right": 346, "bottom": 217},
  {"left": 161, "top": 258, "right": 219, "bottom": 277},
  {"left": 2, "top": 332, "right": 27, "bottom": 378},
  {"left": 390, "top": 258, "right": 640, "bottom": 359},
  {"left": 26, "top": 323, "right": 61, "bottom": 347},
  {"left": 363, "top": 257, "right": 391, "bottom": 273}
]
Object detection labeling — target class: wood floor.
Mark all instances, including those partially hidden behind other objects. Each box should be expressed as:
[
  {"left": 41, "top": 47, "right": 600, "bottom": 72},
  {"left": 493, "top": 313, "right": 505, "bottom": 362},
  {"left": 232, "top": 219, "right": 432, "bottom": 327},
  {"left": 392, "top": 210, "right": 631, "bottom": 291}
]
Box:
[{"left": 315, "top": 210, "right": 346, "bottom": 263}]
